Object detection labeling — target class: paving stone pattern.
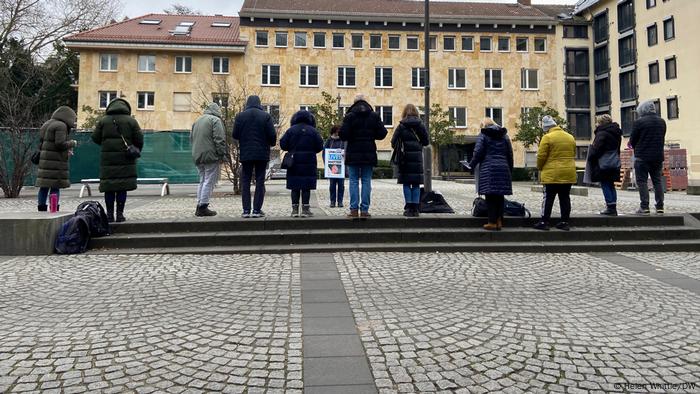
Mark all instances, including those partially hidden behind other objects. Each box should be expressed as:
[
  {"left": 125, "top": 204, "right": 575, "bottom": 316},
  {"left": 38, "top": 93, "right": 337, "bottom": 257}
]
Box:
[{"left": 621, "top": 252, "right": 700, "bottom": 281}]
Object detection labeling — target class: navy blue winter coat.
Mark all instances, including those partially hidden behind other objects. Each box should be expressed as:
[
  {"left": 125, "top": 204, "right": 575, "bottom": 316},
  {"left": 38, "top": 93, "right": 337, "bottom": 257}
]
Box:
[
  {"left": 468, "top": 126, "right": 514, "bottom": 196},
  {"left": 588, "top": 122, "right": 622, "bottom": 183},
  {"left": 339, "top": 100, "right": 388, "bottom": 166},
  {"left": 391, "top": 116, "right": 429, "bottom": 185},
  {"left": 232, "top": 95, "right": 277, "bottom": 162},
  {"left": 280, "top": 111, "right": 324, "bottom": 190}
]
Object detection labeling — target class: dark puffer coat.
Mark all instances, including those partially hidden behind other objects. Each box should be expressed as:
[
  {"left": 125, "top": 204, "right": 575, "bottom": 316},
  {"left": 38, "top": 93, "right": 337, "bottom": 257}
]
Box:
[
  {"left": 468, "top": 125, "right": 514, "bottom": 196},
  {"left": 280, "top": 111, "right": 324, "bottom": 190},
  {"left": 629, "top": 100, "right": 666, "bottom": 163},
  {"left": 588, "top": 122, "right": 622, "bottom": 183},
  {"left": 92, "top": 98, "right": 144, "bottom": 192},
  {"left": 232, "top": 95, "right": 277, "bottom": 162},
  {"left": 35, "top": 106, "right": 77, "bottom": 189},
  {"left": 339, "top": 100, "right": 388, "bottom": 166},
  {"left": 391, "top": 116, "right": 429, "bottom": 185}
]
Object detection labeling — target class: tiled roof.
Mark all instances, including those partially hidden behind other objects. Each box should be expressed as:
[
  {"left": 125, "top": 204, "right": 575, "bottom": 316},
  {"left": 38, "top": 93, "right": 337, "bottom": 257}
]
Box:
[
  {"left": 64, "top": 14, "right": 246, "bottom": 46},
  {"left": 533, "top": 4, "right": 575, "bottom": 18},
  {"left": 240, "top": 0, "right": 560, "bottom": 21}
]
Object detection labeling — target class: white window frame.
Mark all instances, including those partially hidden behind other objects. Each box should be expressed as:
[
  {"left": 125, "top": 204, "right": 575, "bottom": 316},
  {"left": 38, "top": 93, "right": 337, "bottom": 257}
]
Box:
[
  {"left": 262, "top": 64, "right": 281, "bottom": 86},
  {"left": 388, "top": 35, "right": 401, "bottom": 50},
  {"left": 485, "top": 69, "right": 503, "bottom": 90},
  {"left": 369, "top": 34, "right": 382, "bottom": 50},
  {"left": 99, "top": 54, "right": 118, "bottom": 72},
  {"left": 137, "top": 91, "right": 155, "bottom": 111},
  {"left": 448, "top": 68, "right": 467, "bottom": 90},
  {"left": 461, "top": 36, "right": 474, "bottom": 52},
  {"left": 406, "top": 35, "right": 419, "bottom": 51},
  {"left": 351, "top": 33, "right": 363, "bottom": 49},
  {"left": 376, "top": 106, "right": 393, "bottom": 127},
  {"left": 212, "top": 57, "right": 229, "bottom": 74},
  {"left": 299, "top": 65, "right": 319, "bottom": 87},
  {"left": 375, "top": 67, "right": 393, "bottom": 88},
  {"left": 521, "top": 68, "right": 539, "bottom": 90},
  {"left": 294, "top": 31, "right": 307, "bottom": 48},
  {"left": 516, "top": 37, "right": 528, "bottom": 52},
  {"left": 332, "top": 33, "right": 345, "bottom": 49},
  {"left": 411, "top": 67, "right": 426, "bottom": 89},
  {"left": 443, "top": 36, "right": 456, "bottom": 51},
  {"left": 262, "top": 104, "right": 280, "bottom": 126},
  {"left": 534, "top": 37, "right": 547, "bottom": 53},
  {"left": 497, "top": 37, "right": 510, "bottom": 52},
  {"left": 337, "top": 66, "right": 356, "bottom": 88},
  {"left": 212, "top": 93, "right": 229, "bottom": 108},
  {"left": 173, "top": 92, "right": 191, "bottom": 112},
  {"left": 449, "top": 107, "right": 467, "bottom": 128},
  {"left": 275, "top": 31, "right": 288, "bottom": 47},
  {"left": 137, "top": 55, "right": 156, "bottom": 73},
  {"left": 485, "top": 107, "right": 504, "bottom": 125},
  {"left": 98, "top": 91, "right": 117, "bottom": 109},
  {"left": 174, "top": 56, "right": 192, "bottom": 73},
  {"left": 313, "top": 32, "right": 326, "bottom": 48},
  {"left": 480, "top": 36, "right": 492, "bottom": 52},
  {"left": 256, "top": 30, "right": 268, "bottom": 47}
]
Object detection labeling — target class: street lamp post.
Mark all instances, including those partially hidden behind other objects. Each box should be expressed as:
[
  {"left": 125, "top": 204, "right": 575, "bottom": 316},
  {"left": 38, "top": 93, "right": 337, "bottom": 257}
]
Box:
[
  {"left": 423, "top": 0, "right": 433, "bottom": 193},
  {"left": 336, "top": 93, "right": 342, "bottom": 124}
]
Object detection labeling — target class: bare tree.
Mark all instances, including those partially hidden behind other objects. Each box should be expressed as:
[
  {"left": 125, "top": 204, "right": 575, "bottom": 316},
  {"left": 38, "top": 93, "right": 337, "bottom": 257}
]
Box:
[{"left": 163, "top": 4, "right": 201, "bottom": 15}]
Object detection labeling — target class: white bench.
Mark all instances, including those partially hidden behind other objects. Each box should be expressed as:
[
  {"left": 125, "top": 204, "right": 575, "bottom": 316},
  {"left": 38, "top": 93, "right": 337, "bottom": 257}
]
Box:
[{"left": 80, "top": 178, "right": 170, "bottom": 198}]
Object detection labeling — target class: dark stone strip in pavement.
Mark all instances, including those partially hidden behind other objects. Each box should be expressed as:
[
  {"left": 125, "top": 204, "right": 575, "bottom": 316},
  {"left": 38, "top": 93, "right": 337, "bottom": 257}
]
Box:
[
  {"left": 300, "top": 253, "right": 377, "bottom": 394},
  {"left": 591, "top": 252, "right": 700, "bottom": 295}
]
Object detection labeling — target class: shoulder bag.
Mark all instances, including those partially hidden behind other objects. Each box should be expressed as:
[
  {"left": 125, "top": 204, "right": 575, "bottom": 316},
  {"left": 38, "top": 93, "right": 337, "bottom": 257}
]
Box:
[
  {"left": 114, "top": 119, "right": 141, "bottom": 160},
  {"left": 281, "top": 128, "right": 303, "bottom": 169},
  {"left": 598, "top": 150, "right": 621, "bottom": 171}
]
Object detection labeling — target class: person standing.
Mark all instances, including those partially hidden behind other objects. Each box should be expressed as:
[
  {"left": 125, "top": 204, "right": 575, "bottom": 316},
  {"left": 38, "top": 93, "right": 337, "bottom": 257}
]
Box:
[
  {"left": 391, "top": 104, "right": 429, "bottom": 217},
  {"left": 233, "top": 95, "right": 277, "bottom": 218},
  {"left": 280, "top": 110, "right": 324, "bottom": 217},
  {"left": 629, "top": 100, "right": 667, "bottom": 215},
  {"left": 191, "top": 102, "right": 227, "bottom": 217},
  {"left": 467, "top": 118, "right": 513, "bottom": 230},
  {"left": 324, "top": 125, "right": 346, "bottom": 208},
  {"left": 92, "top": 98, "right": 144, "bottom": 223},
  {"left": 588, "top": 115, "right": 622, "bottom": 216},
  {"left": 534, "top": 116, "right": 576, "bottom": 231},
  {"left": 340, "top": 94, "right": 388, "bottom": 219},
  {"left": 35, "top": 106, "right": 78, "bottom": 212}
]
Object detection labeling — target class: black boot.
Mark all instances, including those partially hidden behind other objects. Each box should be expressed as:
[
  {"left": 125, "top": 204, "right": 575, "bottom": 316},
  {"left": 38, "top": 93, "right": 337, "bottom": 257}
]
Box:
[
  {"left": 116, "top": 201, "right": 126, "bottom": 223},
  {"left": 106, "top": 200, "right": 115, "bottom": 223},
  {"left": 291, "top": 204, "right": 299, "bottom": 217},
  {"left": 38, "top": 204, "right": 47, "bottom": 212},
  {"left": 411, "top": 203, "right": 420, "bottom": 217},
  {"left": 599, "top": 204, "right": 617, "bottom": 216},
  {"left": 196, "top": 204, "right": 217, "bottom": 217},
  {"left": 301, "top": 204, "right": 313, "bottom": 217},
  {"left": 403, "top": 203, "right": 412, "bottom": 217}
]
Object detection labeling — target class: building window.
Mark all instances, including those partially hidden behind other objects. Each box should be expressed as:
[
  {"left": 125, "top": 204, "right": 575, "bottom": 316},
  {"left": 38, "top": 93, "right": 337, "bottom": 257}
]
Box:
[
  {"left": 313, "top": 32, "right": 326, "bottom": 48},
  {"left": 484, "top": 69, "right": 502, "bottom": 90},
  {"left": 256, "top": 31, "right": 268, "bottom": 46},
  {"left": 263, "top": 104, "right": 280, "bottom": 126},
  {"left": 351, "top": 33, "right": 363, "bottom": 49},
  {"left": 595, "top": 77, "right": 611, "bottom": 107},
  {"left": 567, "top": 112, "right": 591, "bottom": 140},
  {"left": 485, "top": 108, "right": 503, "bottom": 126},
  {"left": 407, "top": 35, "right": 419, "bottom": 50},
  {"left": 449, "top": 107, "right": 467, "bottom": 128},
  {"left": 370, "top": 34, "right": 382, "bottom": 49},
  {"left": 429, "top": 35, "right": 437, "bottom": 51},
  {"left": 576, "top": 145, "right": 589, "bottom": 160},
  {"left": 516, "top": 37, "right": 528, "bottom": 52},
  {"left": 388, "top": 35, "right": 400, "bottom": 50},
  {"left": 620, "top": 106, "right": 636, "bottom": 136},
  {"left": 653, "top": 99, "right": 661, "bottom": 116},
  {"left": 175, "top": 56, "right": 192, "bottom": 73},
  {"left": 137, "top": 55, "right": 155, "bottom": 72},
  {"left": 332, "top": 33, "right": 345, "bottom": 49},
  {"left": 619, "top": 70, "right": 637, "bottom": 101},
  {"left": 375, "top": 67, "right": 393, "bottom": 88},
  {"left": 646, "top": 0, "right": 656, "bottom": 8},
  {"left": 566, "top": 81, "right": 590, "bottom": 108},
  {"left": 593, "top": 11, "right": 609, "bottom": 43},
  {"left": 338, "top": 66, "right": 356, "bottom": 87},
  {"left": 461, "top": 36, "right": 474, "bottom": 51},
  {"left": 618, "top": 0, "right": 635, "bottom": 33},
  {"left": 411, "top": 68, "right": 426, "bottom": 89},
  {"left": 173, "top": 92, "right": 191, "bottom": 112},
  {"left": 480, "top": 36, "right": 492, "bottom": 52},
  {"left": 534, "top": 37, "right": 547, "bottom": 52},
  {"left": 563, "top": 25, "right": 588, "bottom": 38},
  {"left": 497, "top": 37, "right": 510, "bottom": 52},
  {"left": 376, "top": 106, "right": 393, "bottom": 127},
  {"left": 212, "top": 57, "right": 229, "bottom": 74},
  {"left": 98, "top": 91, "right": 117, "bottom": 109},
  {"left": 299, "top": 65, "right": 319, "bottom": 87},
  {"left": 594, "top": 46, "right": 609, "bottom": 75},
  {"left": 212, "top": 93, "right": 229, "bottom": 109},
  {"left": 618, "top": 35, "right": 636, "bottom": 67},
  {"left": 667, "top": 96, "right": 679, "bottom": 119},
  {"left": 566, "top": 49, "right": 589, "bottom": 76},
  {"left": 261, "top": 64, "right": 281, "bottom": 86},
  {"left": 137, "top": 92, "right": 155, "bottom": 110},
  {"left": 443, "top": 36, "right": 455, "bottom": 51},
  {"left": 99, "top": 54, "right": 118, "bottom": 71},
  {"left": 521, "top": 69, "right": 539, "bottom": 90},
  {"left": 647, "top": 24, "right": 658, "bottom": 46},
  {"left": 275, "top": 31, "right": 288, "bottom": 47},
  {"left": 664, "top": 17, "right": 675, "bottom": 41},
  {"left": 665, "top": 56, "right": 677, "bottom": 79},
  {"left": 448, "top": 68, "right": 466, "bottom": 89},
  {"left": 649, "top": 61, "right": 660, "bottom": 84},
  {"left": 294, "top": 32, "right": 307, "bottom": 47}
]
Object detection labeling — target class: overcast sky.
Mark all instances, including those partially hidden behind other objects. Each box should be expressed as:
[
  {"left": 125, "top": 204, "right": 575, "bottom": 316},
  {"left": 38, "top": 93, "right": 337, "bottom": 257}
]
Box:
[{"left": 121, "top": 0, "right": 579, "bottom": 19}]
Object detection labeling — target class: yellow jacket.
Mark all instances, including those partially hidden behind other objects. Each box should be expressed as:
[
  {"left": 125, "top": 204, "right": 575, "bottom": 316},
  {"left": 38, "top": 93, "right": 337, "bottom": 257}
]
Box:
[{"left": 537, "top": 126, "right": 577, "bottom": 184}]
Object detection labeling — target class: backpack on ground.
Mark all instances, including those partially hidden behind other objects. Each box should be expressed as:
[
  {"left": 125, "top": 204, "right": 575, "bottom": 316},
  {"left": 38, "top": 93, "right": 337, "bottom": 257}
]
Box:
[
  {"left": 55, "top": 216, "right": 90, "bottom": 254},
  {"left": 75, "top": 201, "right": 111, "bottom": 237},
  {"left": 504, "top": 199, "right": 531, "bottom": 218}
]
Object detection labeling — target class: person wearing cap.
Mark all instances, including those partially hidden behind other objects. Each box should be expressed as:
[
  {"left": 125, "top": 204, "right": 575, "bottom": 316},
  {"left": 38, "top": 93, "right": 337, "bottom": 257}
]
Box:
[
  {"left": 534, "top": 115, "right": 576, "bottom": 231},
  {"left": 629, "top": 100, "right": 667, "bottom": 215}
]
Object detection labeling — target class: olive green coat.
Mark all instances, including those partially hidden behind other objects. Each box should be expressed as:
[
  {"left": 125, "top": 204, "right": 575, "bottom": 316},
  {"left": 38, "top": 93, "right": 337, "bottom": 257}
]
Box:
[
  {"left": 35, "top": 106, "right": 77, "bottom": 189},
  {"left": 92, "top": 99, "right": 144, "bottom": 192}
]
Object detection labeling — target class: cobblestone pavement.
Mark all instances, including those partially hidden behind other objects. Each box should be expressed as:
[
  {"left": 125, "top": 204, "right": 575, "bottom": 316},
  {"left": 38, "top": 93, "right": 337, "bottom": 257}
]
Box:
[{"left": 621, "top": 252, "right": 700, "bottom": 281}]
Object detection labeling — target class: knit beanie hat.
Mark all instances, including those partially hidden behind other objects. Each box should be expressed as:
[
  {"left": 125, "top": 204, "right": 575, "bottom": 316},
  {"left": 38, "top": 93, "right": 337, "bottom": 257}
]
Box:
[{"left": 541, "top": 115, "right": 557, "bottom": 131}]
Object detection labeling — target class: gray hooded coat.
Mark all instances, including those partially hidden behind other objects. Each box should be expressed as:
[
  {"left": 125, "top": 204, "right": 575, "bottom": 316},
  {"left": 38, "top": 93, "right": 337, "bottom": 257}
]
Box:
[
  {"left": 630, "top": 100, "right": 666, "bottom": 163},
  {"left": 191, "top": 103, "right": 227, "bottom": 165}
]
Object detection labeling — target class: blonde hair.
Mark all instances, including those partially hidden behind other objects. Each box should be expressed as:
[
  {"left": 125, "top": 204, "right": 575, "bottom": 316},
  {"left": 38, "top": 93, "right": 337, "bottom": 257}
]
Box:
[
  {"left": 595, "top": 114, "right": 613, "bottom": 127},
  {"left": 353, "top": 94, "right": 367, "bottom": 103},
  {"left": 401, "top": 104, "right": 420, "bottom": 119},
  {"left": 480, "top": 117, "right": 496, "bottom": 129}
]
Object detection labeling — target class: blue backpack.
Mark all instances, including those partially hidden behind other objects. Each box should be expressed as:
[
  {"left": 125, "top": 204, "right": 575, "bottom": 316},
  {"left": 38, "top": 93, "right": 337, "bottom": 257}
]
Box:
[{"left": 55, "top": 216, "right": 90, "bottom": 255}]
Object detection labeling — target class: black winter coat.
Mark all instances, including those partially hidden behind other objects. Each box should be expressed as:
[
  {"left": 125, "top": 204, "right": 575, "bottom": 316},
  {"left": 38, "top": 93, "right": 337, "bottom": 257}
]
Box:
[
  {"left": 339, "top": 100, "right": 388, "bottom": 166},
  {"left": 391, "top": 116, "right": 429, "bottom": 185},
  {"left": 35, "top": 106, "right": 77, "bottom": 189},
  {"left": 233, "top": 96, "right": 277, "bottom": 162},
  {"left": 629, "top": 114, "right": 666, "bottom": 163},
  {"left": 588, "top": 122, "right": 622, "bottom": 183},
  {"left": 468, "top": 126, "right": 513, "bottom": 196},
  {"left": 92, "top": 99, "right": 144, "bottom": 193},
  {"left": 280, "top": 111, "right": 324, "bottom": 190}
]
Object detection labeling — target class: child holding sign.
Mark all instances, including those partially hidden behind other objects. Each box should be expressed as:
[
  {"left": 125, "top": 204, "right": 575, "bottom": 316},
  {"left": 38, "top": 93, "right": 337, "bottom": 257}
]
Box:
[{"left": 324, "top": 125, "right": 346, "bottom": 207}]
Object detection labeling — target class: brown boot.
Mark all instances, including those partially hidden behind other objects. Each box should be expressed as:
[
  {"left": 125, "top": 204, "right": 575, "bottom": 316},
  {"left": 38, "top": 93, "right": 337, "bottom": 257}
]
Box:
[
  {"left": 483, "top": 222, "right": 500, "bottom": 231},
  {"left": 347, "top": 209, "right": 359, "bottom": 219},
  {"left": 496, "top": 218, "right": 503, "bottom": 230}
]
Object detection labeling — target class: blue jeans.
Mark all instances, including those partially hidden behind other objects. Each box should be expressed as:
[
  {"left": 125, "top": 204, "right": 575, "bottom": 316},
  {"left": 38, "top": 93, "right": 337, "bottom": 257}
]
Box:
[
  {"left": 329, "top": 178, "right": 345, "bottom": 205},
  {"left": 403, "top": 184, "right": 421, "bottom": 204},
  {"left": 348, "top": 165, "right": 373, "bottom": 212},
  {"left": 38, "top": 187, "right": 60, "bottom": 206},
  {"left": 600, "top": 181, "right": 617, "bottom": 205}
]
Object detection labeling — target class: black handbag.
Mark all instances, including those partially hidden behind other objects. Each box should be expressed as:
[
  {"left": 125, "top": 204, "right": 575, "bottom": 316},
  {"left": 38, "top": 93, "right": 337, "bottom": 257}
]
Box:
[
  {"left": 31, "top": 136, "right": 43, "bottom": 165},
  {"left": 390, "top": 140, "right": 403, "bottom": 166},
  {"left": 115, "top": 119, "right": 141, "bottom": 160},
  {"left": 598, "top": 150, "right": 621, "bottom": 171},
  {"left": 504, "top": 199, "right": 531, "bottom": 218},
  {"left": 471, "top": 196, "right": 488, "bottom": 217},
  {"left": 281, "top": 152, "right": 294, "bottom": 169}
]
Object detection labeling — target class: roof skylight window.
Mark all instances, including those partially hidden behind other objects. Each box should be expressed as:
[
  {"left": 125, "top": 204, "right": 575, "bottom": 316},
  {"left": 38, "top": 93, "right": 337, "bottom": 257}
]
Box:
[
  {"left": 139, "top": 19, "right": 162, "bottom": 25},
  {"left": 211, "top": 22, "right": 231, "bottom": 27}
]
